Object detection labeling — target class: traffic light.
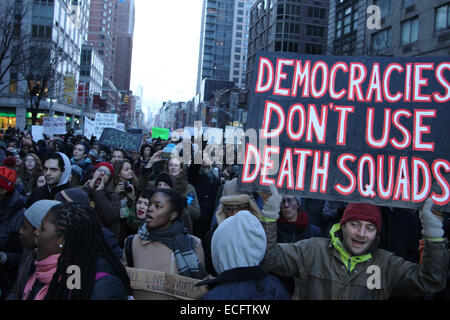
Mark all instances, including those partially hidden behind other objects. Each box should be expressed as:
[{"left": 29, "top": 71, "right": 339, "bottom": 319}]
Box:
[{"left": 124, "top": 94, "right": 129, "bottom": 103}]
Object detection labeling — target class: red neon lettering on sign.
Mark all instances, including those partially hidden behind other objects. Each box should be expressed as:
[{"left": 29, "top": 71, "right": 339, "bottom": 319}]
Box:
[
  {"left": 365, "top": 108, "right": 391, "bottom": 149},
  {"left": 294, "top": 149, "right": 313, "bottom": 191},
  {"left": 431, "top": 160, "right": 450, "bottom": 205},
  {"left": 335, "top": 153, "right": 357, "bottom": 195},
  {"left": 260, "top": 145, "right": 280, "bottom": 186},
  {"left": 377, "top": 155, "right": 395, "bottom": 200},
  {"left": 358, "top": 154, "right": 376, "bottom": 198},
  {"left": 291, "top": 60, "right": 311, "bottom": 97},
  {"left": 390, "top": 109, "right": 412, "bottom": 150},
  {"left": 411, "top": 157, "right": 431, "bottom": 203},
  {"left": 433, "top": 62, "right": 450, "bottom": 103},
  {"left": 310, "top": 151, "right": 330, "bottom": 193},
  {"left": 255, "top": 57, "right": 274, "bottom": 93},
  {"left": 393, "top": 156, "right": 410, "bottom": 201},
  {"left": 261, "top": 100, "right": 286, "bottom": 139},
  {"left": 276, "top": 148, "right": 294, "bottom": 189}
]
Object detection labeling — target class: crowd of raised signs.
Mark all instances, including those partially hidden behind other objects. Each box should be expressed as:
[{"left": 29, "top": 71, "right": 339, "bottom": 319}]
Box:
[{"left": 0, "top": 126, "right": 448, "bottom": 300}]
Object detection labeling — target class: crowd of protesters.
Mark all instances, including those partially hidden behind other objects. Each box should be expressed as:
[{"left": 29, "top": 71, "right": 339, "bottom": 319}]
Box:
[{"left": 0, "top": 125, "right": 448, "bottom": 300}]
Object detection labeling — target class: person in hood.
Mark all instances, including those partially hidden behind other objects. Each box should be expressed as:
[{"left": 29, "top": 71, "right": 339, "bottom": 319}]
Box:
[
  {"left": 203, "top": 178, "right": 261, "bottom": 276},
  {"left": 197, "top": 210, "right": 290, "bottom": 300},
  {"left": 26, "top": 152, "right": 72, "bottom": 208},
  {"left": 22, "top": 202, "right": 131, "bottom": 300},
  {"left": 260, "top": 184, "right": 449, "bottom": 300},
  {"left": 71, "top": 141, "right": 93, "bottom": 185},
  {"left": 0, "top": 166, "right": 26, "bottom": 299},
  {"left": 277, "top": 195, "right": 322, "bottom": 243}
]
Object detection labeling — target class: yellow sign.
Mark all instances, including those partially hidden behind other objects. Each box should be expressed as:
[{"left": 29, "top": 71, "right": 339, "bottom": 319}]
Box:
[{"left": 64, "top": 73, "right": 75, "bottom": 105}]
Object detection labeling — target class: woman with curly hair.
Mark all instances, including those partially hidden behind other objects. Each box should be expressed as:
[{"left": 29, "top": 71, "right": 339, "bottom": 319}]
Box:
[
  {"left": 17, "top": 153, "right": 43, "bottom": 197},
  {"left": 108, "top": 159, "right": 139, "bottom": 246}
]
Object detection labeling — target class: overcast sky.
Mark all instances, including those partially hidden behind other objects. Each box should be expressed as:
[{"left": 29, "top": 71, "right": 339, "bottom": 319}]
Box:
[{"left": 130, "top": 0, "right": 203, "bottom": 116}]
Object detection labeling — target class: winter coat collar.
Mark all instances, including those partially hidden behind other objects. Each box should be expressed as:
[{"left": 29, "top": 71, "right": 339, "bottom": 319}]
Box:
[{"left": 196, "top": 266, "right": 268, "bottom": 289}]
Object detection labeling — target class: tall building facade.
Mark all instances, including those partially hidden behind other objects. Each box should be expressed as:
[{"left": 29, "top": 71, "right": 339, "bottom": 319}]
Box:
[
  {"left": 0, "top": 0, "right": 93, "bottom": 129},
  {"left": 88, "top": 0, "right": 117, "bottom": 83},
  {"left": 327, "top": 0, "right": 450, "bottom": 57},
  {"left": 246, "top": 0, "right": 329, "bottom": 88},
  {"left": 197, "top": 0, "right": 255, "bottom": 96},
  {"left": 114, "top": 0, "right": 134, "bottom": 91}
]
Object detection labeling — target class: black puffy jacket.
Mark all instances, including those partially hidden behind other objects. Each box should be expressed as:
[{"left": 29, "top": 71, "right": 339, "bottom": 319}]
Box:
[{"left": 0, "top": 190, "right": 25, "bottom": 299}]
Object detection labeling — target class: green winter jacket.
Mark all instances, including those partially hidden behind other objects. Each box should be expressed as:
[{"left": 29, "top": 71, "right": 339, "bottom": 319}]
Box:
[{"left": 261, "top": 222, "right": 448, "bottom": 299}]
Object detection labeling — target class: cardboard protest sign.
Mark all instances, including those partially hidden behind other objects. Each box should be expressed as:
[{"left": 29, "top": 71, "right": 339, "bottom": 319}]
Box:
[
  {"left": 43, "top": 117, "right": 66, "bottom": 136},
  {"left": 94, "top": 113, "right": 118, "bottom": 138},
  {"left": 84, "top": 117, "right": 95, "bottom": 139},
  {"left": 31, "top": 125, "right": 44, "bottom": 142},
  {"left": 99, "top": 128, "right": 143, "bottom": 151},
  {"left": 127, "top": 128, "right": 145, "bottom": 134},
  {"left": 239, "top": 51, "right": 450, "bottom": 211},
  {"left": 116, "top": 122, "right": 125, "bottom": 132},
  {"left": 125, "top": 267, "right": 208, "bottom": 300},
  {"left": 151, "top": 127, "right": 170, "bottom": 140}
]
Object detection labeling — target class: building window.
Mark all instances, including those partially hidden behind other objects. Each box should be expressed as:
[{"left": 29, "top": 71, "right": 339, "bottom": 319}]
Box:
[
  {"left": 401, "top": 17, "right": 419, "bottom": 45},
  {"left": 9, "top": 72, "right": 18, "bottom": 94},
  {"left": 374, "top": 0, "right": 391, "bottom": 17},
  {"left": 307, "top": 6, "right": 325, "bottom": 19},
  {"left": 305, "top": 43, "right": 323, "bottom": 55},
  {"left": 336, "top": 5, "right": 358, "bottom": 38},
  {"left": 32, "top": 25, "right": 52, "bottom": 39},
  {"left": 371, "top": 28, "right": 391, "bottom": 52},
  {"left": 403, "top": 0, "right": 416, "bottom": 7},
  {"left": 306, "top": 25, "right": 324, "bottom": 37},
  {"left": 435, "top": 3, "right": 450, "bottom": 32}
]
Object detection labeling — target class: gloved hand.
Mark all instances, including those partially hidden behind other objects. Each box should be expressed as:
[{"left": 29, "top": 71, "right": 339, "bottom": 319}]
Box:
[
  {"left": 261, "top": 184, "right": 283, "bottom": 221},
  {"left": 419, "top": 198, "right": 444, "bottom": 239}
]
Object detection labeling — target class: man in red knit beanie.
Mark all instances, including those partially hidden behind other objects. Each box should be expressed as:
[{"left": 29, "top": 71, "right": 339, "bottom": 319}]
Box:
[
  {"left": 339, "top": 203, "right": 381, "bottom": 256},
  {"left": 259, "top": 184, "right": 449, "bottom": 300}
]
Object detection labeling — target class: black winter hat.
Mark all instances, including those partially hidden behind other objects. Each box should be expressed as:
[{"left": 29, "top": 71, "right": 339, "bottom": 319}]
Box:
[{"left": 155, "top": 172, "right": 175, "bottom": 188}]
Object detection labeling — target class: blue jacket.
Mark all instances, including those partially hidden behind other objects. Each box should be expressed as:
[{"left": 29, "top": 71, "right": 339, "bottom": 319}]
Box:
[
  {"left": 90, "top": 256, "right": 129, "bottom": 300},
  {"left": 197, "top": 266, "right": 291, "bottom": 300}
]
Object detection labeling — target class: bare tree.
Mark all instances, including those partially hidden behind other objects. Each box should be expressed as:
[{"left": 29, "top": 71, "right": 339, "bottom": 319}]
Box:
[
  {"left": 18, "top": 41, "right": 64, "bottom": 125},
  {"left": 0, "top": 0, "right": 31, "bottom": 91}
]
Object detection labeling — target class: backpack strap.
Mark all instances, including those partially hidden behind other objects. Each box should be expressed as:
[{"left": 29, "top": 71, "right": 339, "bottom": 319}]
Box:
[
  {"left": 95, "top": 272, "right": 111, "bottom": 281},
  {"left": 125, "top": 235, "right": 135, "bottom": 268}
]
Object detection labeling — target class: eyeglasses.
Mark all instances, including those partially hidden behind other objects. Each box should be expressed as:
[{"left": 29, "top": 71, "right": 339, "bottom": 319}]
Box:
[
  {"left": 96, "top": 168, "right": 111, "bottom": 176},
  {"left": 223, "top": 204, "right": 250, "bottom": 214}
]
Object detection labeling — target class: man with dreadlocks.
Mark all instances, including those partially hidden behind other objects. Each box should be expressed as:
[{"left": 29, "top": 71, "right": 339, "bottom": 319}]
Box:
[{"left": 22, "top": 202, "right": 131, "bottom": 300}]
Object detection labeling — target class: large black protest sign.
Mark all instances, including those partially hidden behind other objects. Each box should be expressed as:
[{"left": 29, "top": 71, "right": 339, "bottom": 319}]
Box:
[
  {"left": 239, "top": 51, "right": 450, "bottom": 211},
  {"left": 99, "top": 128, "right": 143, "bottom": 151}
]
